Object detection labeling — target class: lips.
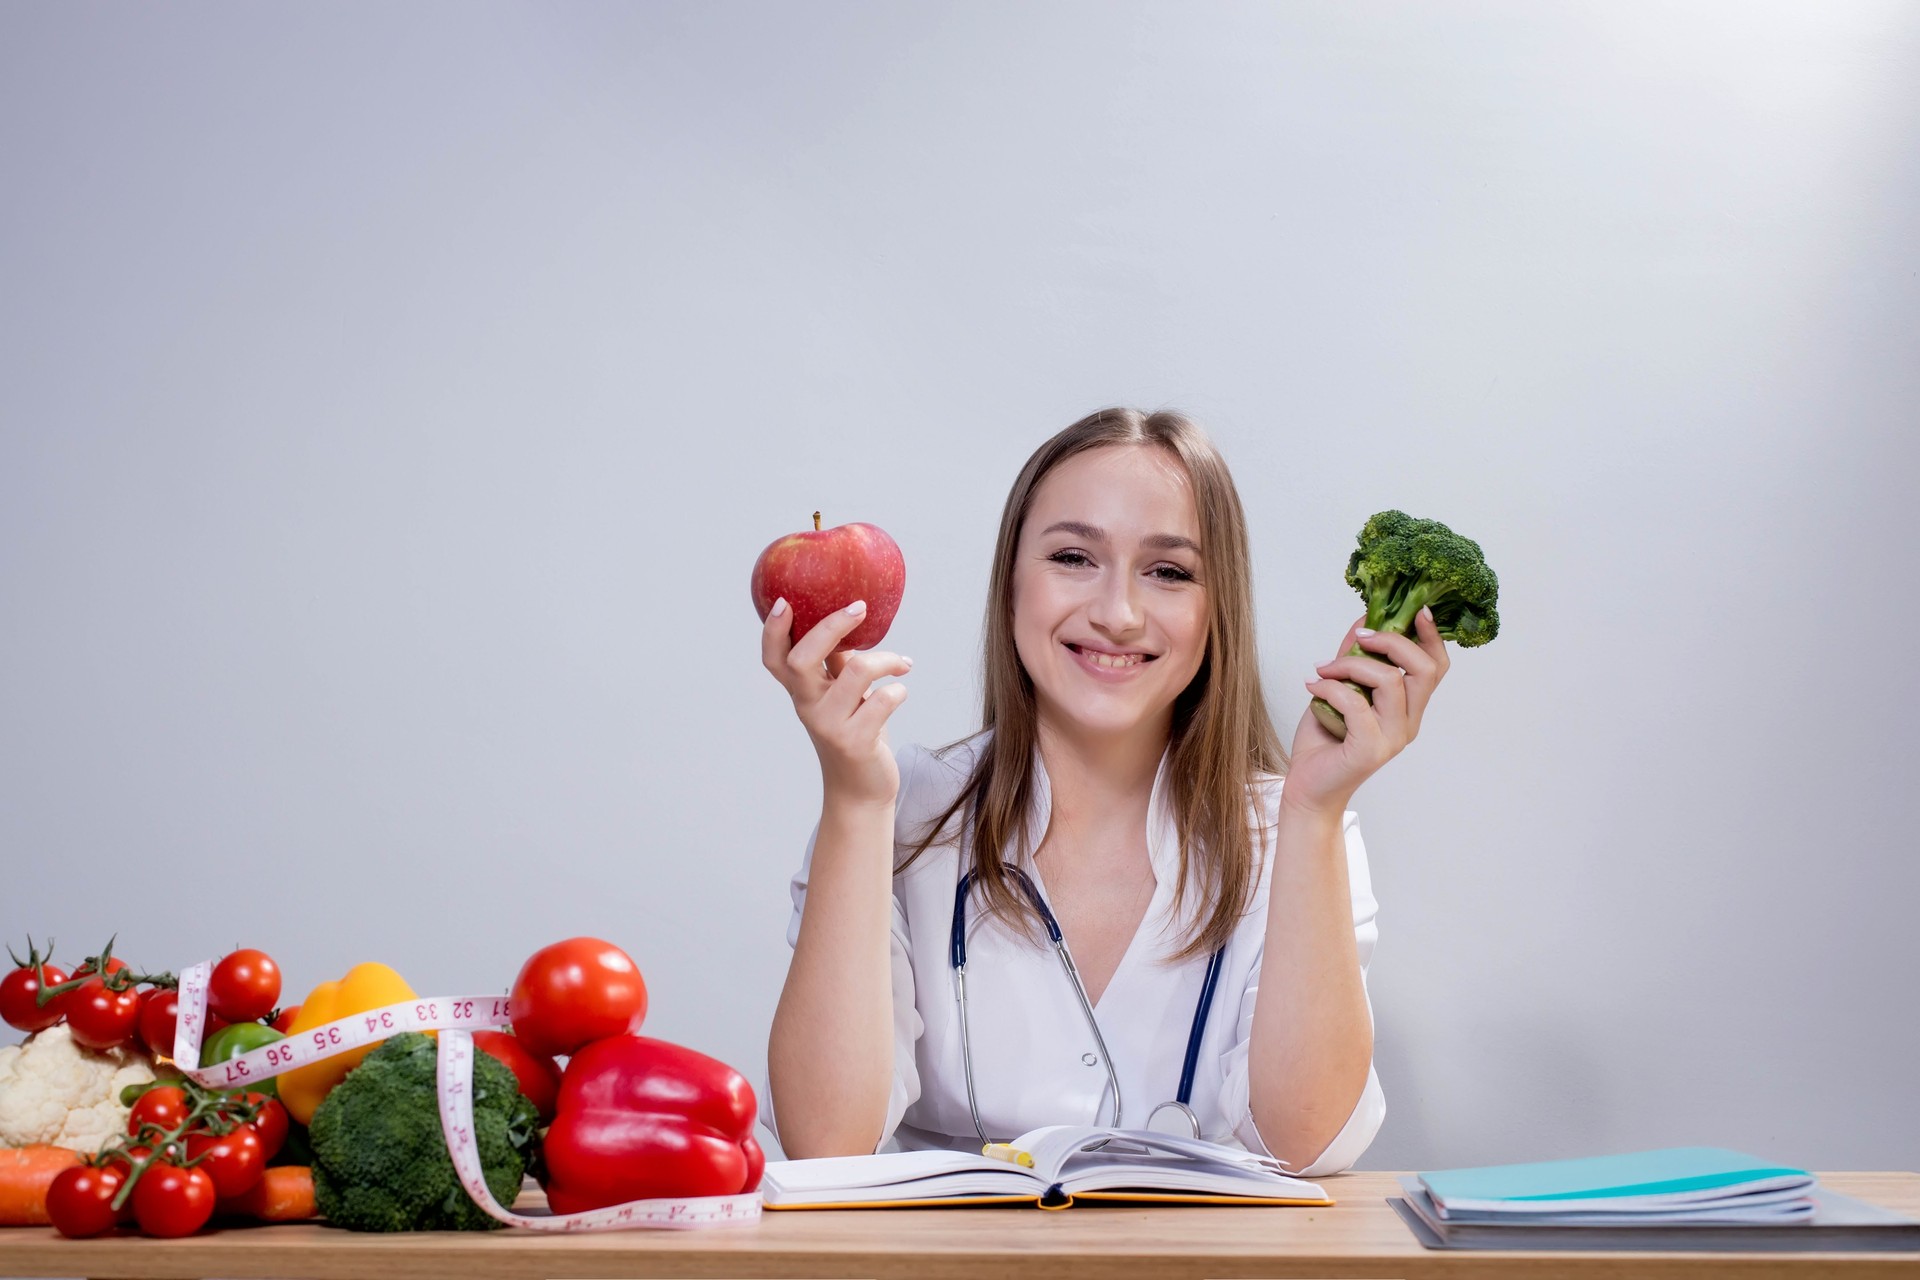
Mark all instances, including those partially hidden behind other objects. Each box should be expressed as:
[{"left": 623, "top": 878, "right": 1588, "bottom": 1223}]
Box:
[{"left": 1065, "top": 642, "right": 1157, "bottom": 670}]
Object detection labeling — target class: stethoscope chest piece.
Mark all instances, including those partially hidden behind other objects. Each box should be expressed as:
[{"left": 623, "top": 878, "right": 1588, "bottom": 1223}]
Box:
[{"left": 1145, "top": 1099, "right": 1202, "bottom": 1137}]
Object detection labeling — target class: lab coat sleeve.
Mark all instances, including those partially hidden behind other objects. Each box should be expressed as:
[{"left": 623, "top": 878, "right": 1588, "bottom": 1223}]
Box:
[
  {"left": 760, "top": 748, "right": 927, "bottom": 1155},
  {"left": 1216, "top": 805, "right": 1386, "bottom": 1176}
]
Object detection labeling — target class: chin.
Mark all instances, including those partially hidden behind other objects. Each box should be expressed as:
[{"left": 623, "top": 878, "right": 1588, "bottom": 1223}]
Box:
[{"left": 1038, "top": 689, "right": 1166, "bottom": 740}]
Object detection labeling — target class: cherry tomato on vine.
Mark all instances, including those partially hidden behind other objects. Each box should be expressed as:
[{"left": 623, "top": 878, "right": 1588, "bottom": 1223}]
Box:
[
  {"left": 132, "top": 1161, "right": 216, "bottom": 1237},
  {"left": 0, "top": 953, "right": 69, "bottom": 1034},
  {"left": 72, "top": 954, "right": 130, "bottom": 979},
  {"left": 57, "top": 946, "right": 131, "bottom": 1029},
  {"left": 237, "top": 1093, "right": 288, "bottom": 1160},
  {"left": 45, "top": 1162, "right": 126, "bottom": 1238},
  {"left": 184, "top": 1126, "right": 264, "bottom": 1198},
  {"left": 127, "top": 1085, "right": 191, "bottom": 1139},
  {"left": 270, "top": 1004, "right": 300, "bottom": 1033},
  {"left": 103, "top": 1146, "right": 145, "bottom": 1222},
  {"left": 137, "top": 988, "right": 230, "bottom": 1060},
  {"left": 63, "top": 978, "right": 141, "bottom": 1051},
  {"left": 136, "top": 988, "right": 179, "bottom": 1058},
  {"left": 509, "top": 937, "right": 648, "bottom": 1058},
  {"left": 208, "top": 949, "right": 281, "bottom": 1024}
]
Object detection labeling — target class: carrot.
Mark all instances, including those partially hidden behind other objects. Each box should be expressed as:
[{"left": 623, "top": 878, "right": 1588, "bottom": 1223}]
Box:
[
  {"left": 0, "top": 1146, "right": 83, "bottom": 1227},
  {"left": 223, "top": 1166, "right": 317, "bottom": 1222}
]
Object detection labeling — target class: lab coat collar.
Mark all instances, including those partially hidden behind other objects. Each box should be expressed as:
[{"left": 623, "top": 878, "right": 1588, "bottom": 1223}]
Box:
[{"left": 1024, "top": 737, "right": 1180, "bottom": 890}]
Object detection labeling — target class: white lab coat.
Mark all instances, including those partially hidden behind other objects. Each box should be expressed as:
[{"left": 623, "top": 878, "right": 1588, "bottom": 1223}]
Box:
[{"left": 765, "top": 729, "right": 1386, "bottom": 1176}]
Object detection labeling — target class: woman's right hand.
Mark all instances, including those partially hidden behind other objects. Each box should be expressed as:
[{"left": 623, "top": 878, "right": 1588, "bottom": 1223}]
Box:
[{"left": 761, "top": 596, "right": 912, "bottom": 809}]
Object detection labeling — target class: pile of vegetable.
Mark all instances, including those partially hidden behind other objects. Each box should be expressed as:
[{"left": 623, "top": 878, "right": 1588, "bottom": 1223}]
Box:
[
  {"left": 1, "top": 933, "right": 765, "bottom": 1237},
  {"left": 1311, "top": 509, "right": 1503, "bottom": 740}
]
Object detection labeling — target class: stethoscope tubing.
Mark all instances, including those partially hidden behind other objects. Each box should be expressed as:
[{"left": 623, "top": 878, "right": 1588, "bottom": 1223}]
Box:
[
  {"left": 1178, "top": 946, "right": 1225, "bottom": 1106},
  {"left": 950, "top": 864, "right": 1223, "bottom": 1145}
]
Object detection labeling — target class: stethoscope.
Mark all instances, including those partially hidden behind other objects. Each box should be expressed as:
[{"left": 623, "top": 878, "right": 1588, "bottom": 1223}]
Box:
[{"left": 950, "top": 863, "right": 1225, "bottom": 1145}]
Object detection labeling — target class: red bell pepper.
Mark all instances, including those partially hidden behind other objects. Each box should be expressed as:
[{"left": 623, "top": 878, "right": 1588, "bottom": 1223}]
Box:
[{"left": 541, "top": 1034, "right": 765, "bottom": 1212}]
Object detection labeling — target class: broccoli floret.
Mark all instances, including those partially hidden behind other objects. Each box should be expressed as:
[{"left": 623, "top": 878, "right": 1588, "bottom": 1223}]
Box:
[
  {"left": 1311, "top": 510, "right": 1501, "bottom": 741},
  {"left": 308, "top": 1032, "right": 538, "bottom": 1232}
]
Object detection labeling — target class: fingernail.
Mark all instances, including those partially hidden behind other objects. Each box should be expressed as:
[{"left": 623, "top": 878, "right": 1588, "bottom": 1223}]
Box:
[
  {"left": 771, "top": 597, "right": 788, "bottom": 617},
  {"left": 901, "top": 656, "right": 914, "bottom": 668},
  {"left": 846, "top": 600, "right": 868, "bottom": 616},
  {"left": 1356, "top": 627, "right": 1375, "bottom": 637},
  {"left": 1419, "top": 606, "right": 1433, "bottom": 622}
]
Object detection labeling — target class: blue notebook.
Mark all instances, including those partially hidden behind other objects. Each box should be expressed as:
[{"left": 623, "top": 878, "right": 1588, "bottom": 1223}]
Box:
[{"left": 1420, "top": 1147, "right": 1814, "bottom": 1215}]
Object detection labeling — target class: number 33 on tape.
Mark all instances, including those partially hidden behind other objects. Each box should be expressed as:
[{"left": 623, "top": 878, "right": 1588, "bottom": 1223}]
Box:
[{"left": 172, "top": 959, "right": 762, "bottom": 1231}]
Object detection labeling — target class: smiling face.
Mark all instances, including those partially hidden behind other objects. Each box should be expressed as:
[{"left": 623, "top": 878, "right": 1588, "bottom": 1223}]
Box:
[{"left": 1010, "top": 444, "right": 1211, "bottom": 747}]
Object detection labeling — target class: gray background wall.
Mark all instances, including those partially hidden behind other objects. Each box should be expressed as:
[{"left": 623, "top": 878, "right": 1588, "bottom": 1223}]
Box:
[{"left": 3, "top": 2, "right": 1915, "bottom": 1174}]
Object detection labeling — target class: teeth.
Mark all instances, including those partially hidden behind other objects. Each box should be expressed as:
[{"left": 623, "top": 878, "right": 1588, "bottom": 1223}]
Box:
[{"left": 1081, "top": 648, "right": 1143, "bottom": 668}]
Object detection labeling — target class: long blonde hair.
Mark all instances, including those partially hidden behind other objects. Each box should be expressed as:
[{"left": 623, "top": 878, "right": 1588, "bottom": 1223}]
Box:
[{"left": 901, "top": 407, "right": 1288, "bottom": 960}]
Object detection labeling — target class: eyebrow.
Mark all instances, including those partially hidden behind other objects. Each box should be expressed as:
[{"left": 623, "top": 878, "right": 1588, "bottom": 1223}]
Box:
[{"left": 1039, "top": 520, "right": 1201, "bottom": 555}]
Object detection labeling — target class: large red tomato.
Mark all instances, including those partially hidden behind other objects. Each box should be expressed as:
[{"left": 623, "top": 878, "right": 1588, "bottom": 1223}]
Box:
[
  {"left": 509, "top": 938, "right": 646, "bottom": 1058},
  {"left": 208, "top": 949, "right": 281, "bottom": 1023}
]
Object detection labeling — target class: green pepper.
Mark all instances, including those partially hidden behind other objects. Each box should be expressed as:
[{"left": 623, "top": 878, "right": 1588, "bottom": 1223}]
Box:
[{"left": 200, "top": 1021, "right": 286, "bottom": 1096}]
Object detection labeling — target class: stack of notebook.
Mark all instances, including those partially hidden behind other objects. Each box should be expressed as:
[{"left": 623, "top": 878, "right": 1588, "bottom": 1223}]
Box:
[{"left": 1391, "top": 1147, "right": 1920, "bottom": 1252}]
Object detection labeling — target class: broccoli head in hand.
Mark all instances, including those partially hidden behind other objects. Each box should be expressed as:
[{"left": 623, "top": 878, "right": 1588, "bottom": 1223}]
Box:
[{"left": 1311, "top": 510, "right": 1500, "bottom": 741}]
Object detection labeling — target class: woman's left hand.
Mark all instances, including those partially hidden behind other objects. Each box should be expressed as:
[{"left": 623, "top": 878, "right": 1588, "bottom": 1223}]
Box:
[{"left": 1283, "top": 605, "right": 1450, "bottom": 817}]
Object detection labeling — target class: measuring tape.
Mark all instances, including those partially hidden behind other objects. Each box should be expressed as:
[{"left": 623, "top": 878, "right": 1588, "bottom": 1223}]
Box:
[{"left": 172, "top": 960, "right": 761, "bottom": 1231}]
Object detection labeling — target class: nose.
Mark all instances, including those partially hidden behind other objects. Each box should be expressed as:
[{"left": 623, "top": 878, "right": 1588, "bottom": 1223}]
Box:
[{"left": 1086, "top": 563, "right": 1145, "bottom": 638}]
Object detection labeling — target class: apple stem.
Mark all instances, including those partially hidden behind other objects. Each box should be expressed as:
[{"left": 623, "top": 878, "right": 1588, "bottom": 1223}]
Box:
[{"left": 813, "top": 511, "right": 822, "bottom": 531}]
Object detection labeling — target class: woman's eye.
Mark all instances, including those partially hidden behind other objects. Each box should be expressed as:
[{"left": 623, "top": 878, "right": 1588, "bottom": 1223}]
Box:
[
  {"left": 1047, "top": 549, "right": 1092, "bottom": 567},
  {"left": 1151, "top": 563, "right": 1195, "bottom": 582}
]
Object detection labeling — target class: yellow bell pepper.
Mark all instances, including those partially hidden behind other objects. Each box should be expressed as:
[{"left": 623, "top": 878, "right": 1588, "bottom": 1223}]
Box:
[{"left": 276, "top": 962, "right": 425, "bottom": 1125}]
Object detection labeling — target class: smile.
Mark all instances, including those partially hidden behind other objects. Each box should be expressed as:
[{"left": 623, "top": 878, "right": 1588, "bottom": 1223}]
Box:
[{"left": 1065, "top": 643, "right": 1157, "bottom": 673}]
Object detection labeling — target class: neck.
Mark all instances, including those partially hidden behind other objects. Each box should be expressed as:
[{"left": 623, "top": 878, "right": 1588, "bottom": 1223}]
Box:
[{"left": 1032, "top": 708, "right": 1171, "bottom": 835}]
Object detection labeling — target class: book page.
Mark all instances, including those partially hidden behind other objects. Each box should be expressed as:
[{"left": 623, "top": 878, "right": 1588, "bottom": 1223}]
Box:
[
  {"left": 1014, "top": 1126, "right": 1287, "bottom": 1179},
  {"left": 760, "top": 1149, "right": 1038, "bottom": 1205}
]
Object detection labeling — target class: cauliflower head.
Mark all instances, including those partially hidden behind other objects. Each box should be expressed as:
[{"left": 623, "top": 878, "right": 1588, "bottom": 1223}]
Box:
[{"left": 0, "top": 1023, "right": 156, "bottom": 1150}]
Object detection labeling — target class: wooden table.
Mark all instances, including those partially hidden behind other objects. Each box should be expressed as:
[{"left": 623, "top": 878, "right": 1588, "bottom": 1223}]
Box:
[{"left": 1, "top": 1172, "right": 1915, "bottom": 1279}]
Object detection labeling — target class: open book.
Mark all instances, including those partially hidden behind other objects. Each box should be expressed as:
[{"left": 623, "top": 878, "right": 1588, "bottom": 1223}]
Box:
[{"left": 760, "top": 1125, "right": 1332, "bottom": 1210}]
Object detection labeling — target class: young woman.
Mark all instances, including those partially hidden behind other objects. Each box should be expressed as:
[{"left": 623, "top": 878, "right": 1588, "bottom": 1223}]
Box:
[{"left": 758, "top": 407, "right": 1449, "bottom": 1175}]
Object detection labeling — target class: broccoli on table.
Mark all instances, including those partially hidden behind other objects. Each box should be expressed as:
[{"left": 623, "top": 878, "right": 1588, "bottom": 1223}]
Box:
[
  {"left": 308, "top": 1032, "right": 538, "bottom": 1232},
  {"left": 1312, "top": 510, "right": 1501, "bottom": 741}
]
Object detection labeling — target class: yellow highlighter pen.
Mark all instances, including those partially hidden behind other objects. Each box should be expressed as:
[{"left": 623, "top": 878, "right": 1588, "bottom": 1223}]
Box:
[{"left": 981, "top": 1143, "right": 1035, "bottom": 1169}]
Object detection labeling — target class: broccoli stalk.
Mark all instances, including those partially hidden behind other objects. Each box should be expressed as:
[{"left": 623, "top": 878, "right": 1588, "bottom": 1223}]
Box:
[
  {"left": 308, "top": 1032, "right": 538, "bottom": 1232},
  {"left": 1310, "top": 510, "right": 1501, "bottom": 741}
]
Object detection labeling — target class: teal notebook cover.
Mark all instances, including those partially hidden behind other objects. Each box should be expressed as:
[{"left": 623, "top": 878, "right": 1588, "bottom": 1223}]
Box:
[{"left": 1420, "top": 1148, "right": 1809, "bottom": 1204}]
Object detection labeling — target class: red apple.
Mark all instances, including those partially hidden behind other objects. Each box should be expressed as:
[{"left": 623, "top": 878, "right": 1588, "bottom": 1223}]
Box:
[{"left": 751, "top": 513, "right": 905, "bottom": 652}]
